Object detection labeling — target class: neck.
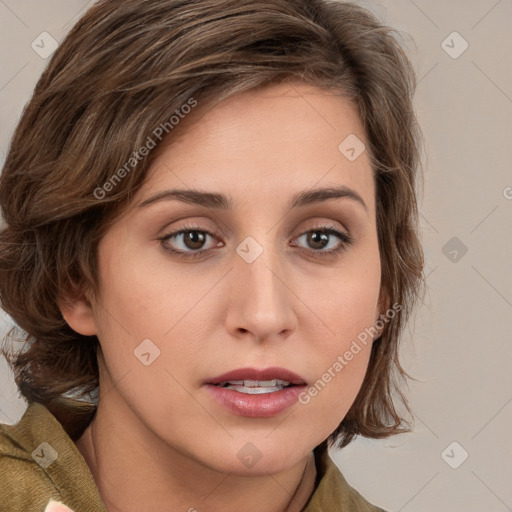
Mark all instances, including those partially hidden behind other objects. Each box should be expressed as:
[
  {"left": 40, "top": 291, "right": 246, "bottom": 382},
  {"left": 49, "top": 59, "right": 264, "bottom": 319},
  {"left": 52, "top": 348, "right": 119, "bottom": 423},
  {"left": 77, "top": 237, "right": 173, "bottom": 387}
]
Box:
[{"left": 75, "top": 391, "right": 317, "bottom": 512}]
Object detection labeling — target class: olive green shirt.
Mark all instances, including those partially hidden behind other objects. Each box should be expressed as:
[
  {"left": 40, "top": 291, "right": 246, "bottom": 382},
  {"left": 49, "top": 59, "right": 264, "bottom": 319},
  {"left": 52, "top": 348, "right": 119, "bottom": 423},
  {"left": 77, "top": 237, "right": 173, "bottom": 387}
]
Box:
[{"left": 0, "top": 402, "right": 387, "bottom": 511}]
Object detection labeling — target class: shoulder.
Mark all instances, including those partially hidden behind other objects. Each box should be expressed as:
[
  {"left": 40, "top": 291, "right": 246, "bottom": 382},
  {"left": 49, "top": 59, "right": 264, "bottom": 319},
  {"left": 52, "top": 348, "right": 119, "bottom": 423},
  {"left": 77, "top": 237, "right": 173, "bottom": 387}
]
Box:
[
  {"left": 305, "top": 442, "right": 388, "bottom": 512},
  {"left": 0, "top": 402, "right": 65, "bottom": 510},
  {"left": 0, "top": 401, "right": 107, "bottom": 512}
]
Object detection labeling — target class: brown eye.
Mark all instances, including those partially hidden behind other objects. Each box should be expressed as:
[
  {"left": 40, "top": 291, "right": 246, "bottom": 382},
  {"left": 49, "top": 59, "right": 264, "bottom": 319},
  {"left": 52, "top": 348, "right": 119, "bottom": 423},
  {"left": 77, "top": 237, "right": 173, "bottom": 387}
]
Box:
[
  {"left": 160, "top": 227, "right": 220, "bottom": 258},
  {"left": 293, "top": 226, "right": 354, "bottom": 255},
  {"left": 306, "top": 231, "right": 330, "bottom": 250},
  {"left": 181, "top": 230, "right": 207, "bottom": 250}
]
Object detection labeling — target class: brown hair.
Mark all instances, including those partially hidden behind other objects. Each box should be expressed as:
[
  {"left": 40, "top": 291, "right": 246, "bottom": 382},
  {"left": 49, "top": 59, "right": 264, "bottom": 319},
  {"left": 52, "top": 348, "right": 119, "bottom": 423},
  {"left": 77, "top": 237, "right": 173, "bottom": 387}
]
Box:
[{"left": 0, "top": 0, "right": 425, "bottom": 447}]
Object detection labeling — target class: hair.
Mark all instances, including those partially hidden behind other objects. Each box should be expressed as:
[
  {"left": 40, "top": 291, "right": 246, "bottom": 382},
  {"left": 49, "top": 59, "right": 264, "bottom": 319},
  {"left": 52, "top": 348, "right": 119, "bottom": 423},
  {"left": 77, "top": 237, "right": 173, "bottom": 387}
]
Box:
[{"left": 0, "top": 0, "right": 425, "bottom": 447}]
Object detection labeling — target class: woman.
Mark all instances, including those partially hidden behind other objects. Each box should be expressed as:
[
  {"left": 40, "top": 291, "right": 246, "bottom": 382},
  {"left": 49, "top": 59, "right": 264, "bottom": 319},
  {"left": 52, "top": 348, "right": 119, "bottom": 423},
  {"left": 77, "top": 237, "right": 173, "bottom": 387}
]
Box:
[{"left": 0, "top": 0, "right": 425, "bottom": 510}]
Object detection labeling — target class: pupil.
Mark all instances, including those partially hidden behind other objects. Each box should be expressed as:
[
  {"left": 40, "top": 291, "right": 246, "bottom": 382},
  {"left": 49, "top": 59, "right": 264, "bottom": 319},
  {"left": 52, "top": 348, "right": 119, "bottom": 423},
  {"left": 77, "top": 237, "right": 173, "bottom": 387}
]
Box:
[
  {"left": 309, "top": 231, "right": 328, "bottom": 249},
  {"left": 185, "top": 231, "right": 205, "bottom": 250}
]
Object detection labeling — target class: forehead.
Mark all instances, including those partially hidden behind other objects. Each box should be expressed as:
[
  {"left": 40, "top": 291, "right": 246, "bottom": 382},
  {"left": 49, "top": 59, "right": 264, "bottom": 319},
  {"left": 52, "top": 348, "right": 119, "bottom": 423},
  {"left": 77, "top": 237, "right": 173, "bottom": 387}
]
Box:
[{"left": 140, "top": 82, "right": 375, "bottom": 212}]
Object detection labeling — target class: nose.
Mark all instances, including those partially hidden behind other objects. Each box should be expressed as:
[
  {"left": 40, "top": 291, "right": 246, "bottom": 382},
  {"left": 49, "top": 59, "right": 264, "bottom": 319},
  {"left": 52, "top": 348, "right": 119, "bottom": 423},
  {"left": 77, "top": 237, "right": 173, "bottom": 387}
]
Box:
[{"left": 224, "top": 244, "right": 297, "bottom": 343}]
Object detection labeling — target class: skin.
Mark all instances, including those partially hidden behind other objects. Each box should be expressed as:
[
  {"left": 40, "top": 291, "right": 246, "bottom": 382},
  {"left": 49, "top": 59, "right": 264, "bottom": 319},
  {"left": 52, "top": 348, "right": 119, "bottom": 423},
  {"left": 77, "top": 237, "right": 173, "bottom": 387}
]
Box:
[{"left": 62, "top": 81, "right": 387, "bottom": 512}]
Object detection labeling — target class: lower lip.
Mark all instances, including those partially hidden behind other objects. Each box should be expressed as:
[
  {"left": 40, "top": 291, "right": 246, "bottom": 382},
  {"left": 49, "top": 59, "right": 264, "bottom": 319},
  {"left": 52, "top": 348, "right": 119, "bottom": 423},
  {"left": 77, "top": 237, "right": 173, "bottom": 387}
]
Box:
[{"left": 204, "top": 384, "right": 307, "bottom": 418}]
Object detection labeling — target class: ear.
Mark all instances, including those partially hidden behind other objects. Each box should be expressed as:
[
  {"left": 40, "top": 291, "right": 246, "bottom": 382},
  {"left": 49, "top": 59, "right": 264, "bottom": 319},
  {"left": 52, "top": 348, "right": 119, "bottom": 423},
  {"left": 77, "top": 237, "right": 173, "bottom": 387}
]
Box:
[{"left": 58, "top": 286, "right": 98, "bottom": 336}]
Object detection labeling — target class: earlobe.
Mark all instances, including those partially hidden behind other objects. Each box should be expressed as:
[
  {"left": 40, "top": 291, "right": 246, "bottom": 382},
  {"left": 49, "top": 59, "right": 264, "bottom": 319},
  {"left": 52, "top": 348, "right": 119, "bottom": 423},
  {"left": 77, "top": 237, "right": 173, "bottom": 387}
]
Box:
[{"left": 58, "top": 290, "right": 98, "bottom": 336}]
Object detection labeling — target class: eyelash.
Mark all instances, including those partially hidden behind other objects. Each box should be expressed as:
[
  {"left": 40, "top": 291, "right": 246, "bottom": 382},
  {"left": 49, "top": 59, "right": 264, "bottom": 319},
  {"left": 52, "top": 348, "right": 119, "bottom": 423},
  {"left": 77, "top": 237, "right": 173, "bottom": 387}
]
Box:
[{"left": 158, "top": 223, "right": 354, "bottom": 260}]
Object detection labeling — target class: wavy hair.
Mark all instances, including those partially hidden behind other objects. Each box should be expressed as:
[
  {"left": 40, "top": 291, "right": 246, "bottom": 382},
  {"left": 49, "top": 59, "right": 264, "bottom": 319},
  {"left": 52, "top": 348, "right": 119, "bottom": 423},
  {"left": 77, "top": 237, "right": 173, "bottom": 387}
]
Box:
[{"left": 0, "top": 0, "right": 425, "bottom": 446}]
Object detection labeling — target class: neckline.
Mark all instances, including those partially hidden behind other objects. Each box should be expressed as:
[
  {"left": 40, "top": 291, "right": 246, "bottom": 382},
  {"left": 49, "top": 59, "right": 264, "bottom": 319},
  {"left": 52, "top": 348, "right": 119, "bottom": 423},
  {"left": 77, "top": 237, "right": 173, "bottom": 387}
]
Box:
[{"left": 6, "top": 402, "right": 349, "bottom": 512}]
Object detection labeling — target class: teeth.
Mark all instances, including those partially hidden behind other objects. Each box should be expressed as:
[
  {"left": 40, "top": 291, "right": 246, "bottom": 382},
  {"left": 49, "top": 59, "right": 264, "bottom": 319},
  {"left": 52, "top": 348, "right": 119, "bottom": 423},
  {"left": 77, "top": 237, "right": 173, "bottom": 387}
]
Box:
[
  {"left": 218, "top": 379, "right": 290, "bottom": 388},
  {"left": 258, "top": 379, "right": 283, "bottom": 387},
  {"left": 216, "top": 379, "right": 292, "bottom": 394},
  {"left": 230, "top": 385, "right": 283, "bottom": 395}
]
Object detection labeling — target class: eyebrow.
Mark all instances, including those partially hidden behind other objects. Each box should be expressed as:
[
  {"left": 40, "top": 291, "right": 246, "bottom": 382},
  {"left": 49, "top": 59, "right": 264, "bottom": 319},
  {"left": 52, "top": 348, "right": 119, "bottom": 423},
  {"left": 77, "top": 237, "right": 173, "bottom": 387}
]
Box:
[{"left": 138, "top": 185, "right": 367, "bottom": 212}]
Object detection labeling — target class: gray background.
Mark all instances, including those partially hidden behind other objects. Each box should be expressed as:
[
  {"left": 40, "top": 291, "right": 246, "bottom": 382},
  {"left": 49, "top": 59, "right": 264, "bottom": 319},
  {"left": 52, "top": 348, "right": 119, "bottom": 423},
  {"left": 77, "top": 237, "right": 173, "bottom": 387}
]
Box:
[{"left": 1, "top": 1, "right": 511, "bottom": 511}]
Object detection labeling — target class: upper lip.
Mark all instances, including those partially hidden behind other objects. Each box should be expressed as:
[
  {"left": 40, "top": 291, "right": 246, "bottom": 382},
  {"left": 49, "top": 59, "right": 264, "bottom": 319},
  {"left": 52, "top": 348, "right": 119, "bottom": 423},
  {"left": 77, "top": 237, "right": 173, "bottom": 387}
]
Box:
[{"left": 205, "top": 367, "right": 307, "bottom": 386}]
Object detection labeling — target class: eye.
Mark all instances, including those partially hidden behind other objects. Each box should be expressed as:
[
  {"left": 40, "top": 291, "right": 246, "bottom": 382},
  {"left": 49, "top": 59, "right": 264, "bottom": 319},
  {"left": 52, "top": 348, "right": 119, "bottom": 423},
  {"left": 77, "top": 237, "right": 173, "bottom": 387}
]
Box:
[
  {"left": 292, "top": 225, "right": 353, "bottom": 255},
  {"left": 159, "top": 225, "right": 222, "bottom": 260},
  {"left": 158, "top": 223, "right": 353, "bottom": 261}
]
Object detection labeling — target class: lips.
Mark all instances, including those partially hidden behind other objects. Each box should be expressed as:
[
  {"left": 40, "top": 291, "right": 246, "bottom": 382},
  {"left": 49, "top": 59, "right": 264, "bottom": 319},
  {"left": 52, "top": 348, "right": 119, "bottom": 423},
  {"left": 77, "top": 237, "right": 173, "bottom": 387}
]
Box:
[
  {"left": 203, "top": 367, "right": 308, "bottom": 417},
  {"left": 205, "top": 367, "right": 307, "bottom": 386}
]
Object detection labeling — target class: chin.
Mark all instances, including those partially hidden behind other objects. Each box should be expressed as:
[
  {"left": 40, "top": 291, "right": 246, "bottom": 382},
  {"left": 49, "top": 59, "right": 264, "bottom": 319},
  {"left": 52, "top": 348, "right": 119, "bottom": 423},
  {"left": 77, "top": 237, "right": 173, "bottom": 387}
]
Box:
[{"left": 194, "top": 435, "right": 314, "bottom": 476}]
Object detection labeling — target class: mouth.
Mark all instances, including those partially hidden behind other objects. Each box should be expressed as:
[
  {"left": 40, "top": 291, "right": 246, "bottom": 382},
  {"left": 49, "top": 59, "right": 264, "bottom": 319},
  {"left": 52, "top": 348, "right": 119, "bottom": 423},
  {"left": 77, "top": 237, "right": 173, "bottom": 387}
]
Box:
[
  {"left": 215, "top": 378, "right": 295, "bottom": 394},
  {"left": 203, "top": 367, "right": 307, "bottom": 417},
  {"left": 205, "top": 366, "right": 307, "bottom": 391}
]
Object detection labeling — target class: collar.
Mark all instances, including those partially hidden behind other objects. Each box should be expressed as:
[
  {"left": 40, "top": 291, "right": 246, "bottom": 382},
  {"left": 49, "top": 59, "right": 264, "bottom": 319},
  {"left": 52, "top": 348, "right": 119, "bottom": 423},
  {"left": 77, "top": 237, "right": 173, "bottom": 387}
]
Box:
[{"left": 3, "top": 401, "right": 384, "bottom": 512}]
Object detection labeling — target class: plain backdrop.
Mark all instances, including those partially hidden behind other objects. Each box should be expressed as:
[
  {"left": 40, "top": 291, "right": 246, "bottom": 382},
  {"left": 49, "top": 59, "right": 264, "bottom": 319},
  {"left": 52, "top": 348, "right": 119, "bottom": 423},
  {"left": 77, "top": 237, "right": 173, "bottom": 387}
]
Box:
[{"left": 1, "top": 1, "right": 511, "bottom": 511}]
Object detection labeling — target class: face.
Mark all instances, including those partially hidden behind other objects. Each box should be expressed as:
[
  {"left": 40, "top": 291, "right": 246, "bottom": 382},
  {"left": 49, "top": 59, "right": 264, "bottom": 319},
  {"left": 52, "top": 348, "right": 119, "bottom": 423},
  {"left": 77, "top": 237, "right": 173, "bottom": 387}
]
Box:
[{"left": 67, "top": 82, "right": 385, "bottom": 476}]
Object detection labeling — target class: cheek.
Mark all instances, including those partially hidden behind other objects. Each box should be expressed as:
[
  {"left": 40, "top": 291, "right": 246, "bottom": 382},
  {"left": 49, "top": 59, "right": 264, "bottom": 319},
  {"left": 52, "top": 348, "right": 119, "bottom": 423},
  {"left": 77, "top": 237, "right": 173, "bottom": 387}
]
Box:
[
  {"left": 92, "top": 241, "right": 217, "bottom": 382},
  {"left": 296, "top": 298, "right": 376, "bottom": 443},
  {"left": 95, "top": 237, "right": 181, "bottom": 334},
  {"left": 294, "top": 245, "right": 381, "bottom": 423},
  {"left": 302, "top": 244, "right": 381, "bottom": 348}
]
